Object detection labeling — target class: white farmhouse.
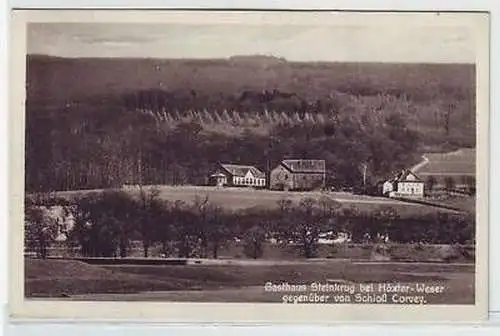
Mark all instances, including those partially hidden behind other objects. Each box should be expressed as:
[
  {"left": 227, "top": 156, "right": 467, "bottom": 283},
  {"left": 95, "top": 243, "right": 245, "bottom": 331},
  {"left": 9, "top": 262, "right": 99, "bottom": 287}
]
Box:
[
  {"left": 210, "top": 163, "right": 266, "bottom": 188},
  {"left": 383, "top": 168, "right": 424, "bottom": 198}
]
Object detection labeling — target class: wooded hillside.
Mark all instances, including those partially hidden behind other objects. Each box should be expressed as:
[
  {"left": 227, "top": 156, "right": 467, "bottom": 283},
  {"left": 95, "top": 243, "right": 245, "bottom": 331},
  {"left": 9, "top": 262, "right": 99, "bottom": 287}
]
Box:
[{"left": 25, "top": 55, "right": 476, "bottom": 192}]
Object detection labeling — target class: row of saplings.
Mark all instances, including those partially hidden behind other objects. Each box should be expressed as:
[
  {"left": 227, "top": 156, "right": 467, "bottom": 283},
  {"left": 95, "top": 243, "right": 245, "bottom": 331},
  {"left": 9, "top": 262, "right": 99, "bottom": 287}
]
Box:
[{"left": 24, "top": 189, "right": 475, "bottom": 260}]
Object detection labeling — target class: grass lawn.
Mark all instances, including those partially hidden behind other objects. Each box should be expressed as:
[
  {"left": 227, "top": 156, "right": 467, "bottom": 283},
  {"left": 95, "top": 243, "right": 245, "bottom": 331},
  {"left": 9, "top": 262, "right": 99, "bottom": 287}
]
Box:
[
  {"left": 25, "top": 259, "right": 474, "bottom": 304},
  {"left": 416, "top": 148, "right": 475, "bottom": 176},
  {"left": 429, "top": 196, "right": 475, "bottom": 213},
  {"left": 51, "top": 186, "right": 457, "bottom": 216}
]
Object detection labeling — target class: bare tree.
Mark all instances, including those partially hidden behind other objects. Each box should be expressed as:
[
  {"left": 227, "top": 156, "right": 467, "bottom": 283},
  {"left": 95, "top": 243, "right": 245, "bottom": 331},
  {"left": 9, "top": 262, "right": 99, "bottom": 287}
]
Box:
[
  {"left": 444, "top": 176, "right": 456, "bottom": 195},
  {"left": 425, "top": 176, "right": 437, "bottom": 195},
  {"left": 206, "top": 204, "right": 231, "bottom": 259},
  {"left": 192, "top": 195, "right": 211, "bottom": 258}
]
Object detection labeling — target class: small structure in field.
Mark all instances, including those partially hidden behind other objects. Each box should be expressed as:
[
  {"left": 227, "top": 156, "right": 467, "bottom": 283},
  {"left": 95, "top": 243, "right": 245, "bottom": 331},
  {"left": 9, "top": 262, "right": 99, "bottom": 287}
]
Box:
[
  {"left": 210, "top": 163, "right": 266, "bottom": 188},
  {"left": 209, "top": 173, "right": 228, "bottom": 187},
  {"left": 269, "top": 159, "right": 326, "bottom": 191},
  {"left": 383, "top": 168, "right": 424, "bottom": 198}
]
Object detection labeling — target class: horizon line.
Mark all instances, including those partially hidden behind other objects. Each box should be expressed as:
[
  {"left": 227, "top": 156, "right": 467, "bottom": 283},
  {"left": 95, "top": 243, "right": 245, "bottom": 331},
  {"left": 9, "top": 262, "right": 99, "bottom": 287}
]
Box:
[{"left": 27, "top": 53, "right": 476, "bottom": 66}]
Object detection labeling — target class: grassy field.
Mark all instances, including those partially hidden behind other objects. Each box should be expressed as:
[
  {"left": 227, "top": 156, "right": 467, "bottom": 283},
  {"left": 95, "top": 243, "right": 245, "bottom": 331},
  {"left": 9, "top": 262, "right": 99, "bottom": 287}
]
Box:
[
  {"left": 415, "top": 148, "right": 476, "bottom": 177},
  {"left": 46, "top": 241, "right": 475, "bottom": 262},
  {"left": 51, "top": 186, "right": 459, "bottom": 215},
  {"left": 428, "top": 196, "right": 475, "bottom": 213},
  {"left": 25, "top": 259, "right": 474, "bottom": 304}
]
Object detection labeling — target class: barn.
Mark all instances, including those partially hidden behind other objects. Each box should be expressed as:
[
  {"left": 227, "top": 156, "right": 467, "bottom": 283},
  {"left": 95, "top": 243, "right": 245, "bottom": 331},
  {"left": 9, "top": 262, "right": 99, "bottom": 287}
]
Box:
[
  {"left": 269, "top": 159, "right": 326, "bottom": 191},
  {"left": 210, "top": 163, "right": 266, "bottom": 188}
]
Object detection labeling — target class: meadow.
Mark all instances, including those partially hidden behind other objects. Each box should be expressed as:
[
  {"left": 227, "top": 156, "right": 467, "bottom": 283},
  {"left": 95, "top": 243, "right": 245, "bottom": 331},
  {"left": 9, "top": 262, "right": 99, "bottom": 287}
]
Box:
[
  {"left": 25, "top": 258, "right": 474, "bottom": 304},
  {"left": 415, "top": 148, "right": 476, "bottom": 177},
  {"left": 51, "top": 185, "right": 460, "bottom": 215}
]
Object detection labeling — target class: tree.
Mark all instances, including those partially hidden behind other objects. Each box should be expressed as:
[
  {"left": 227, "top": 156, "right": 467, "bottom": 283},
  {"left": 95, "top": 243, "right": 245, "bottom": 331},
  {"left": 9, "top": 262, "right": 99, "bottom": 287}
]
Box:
[
  {"left": 243, "top": 225, "right": 266, "bottom": 259},
  {"left": 295, "top": 198, "right": 322, "bottom": 258},
  {"left": 232, "top": 110, "right": 242, "bottom": 125},
  {"left": 275, "top": 198, "right": 292, "bottom": 237},
  {"left": 444, "top": 176, "right": 455, "bottom": 194},
  {"left": 191, "top": 195, "right": 211, "bottom": 258},
  {"left": 171, "top": 200, "right": 199, "bottom": 258},
  {"left": 464, "top": 176, "right": 476, "bottom": 196},
  {"left": 276, "top": 198, "right": 322, "bottom": 258},
  {"left": 137, "top": 187, "right": 162, "bottom": 258},
  {"left": 221, "top": 109, "right": 232, "bottom": 124},
  {"left": 69, "top": 191, "right": 137, "bottom": 257},
  {"left": 339, "top": 205, "right": 360, "bottom": 242},
  {"left": 425, "top": 176, "right": 437, "bottom": 195},
  {"left": 372, "top": 206, "right": 399, "bottom": 242},
  {"left": 154, "top": 200, "right": 175, "bottom": 257},
  {"left": 206, "top": 204, "right": 231, "bottom": 259},
  {"left": 318, "top": 195, "right": 342, "bottom": 229},
  {"left": 24, "top": 203, "right": 61, "bottom": 259}
]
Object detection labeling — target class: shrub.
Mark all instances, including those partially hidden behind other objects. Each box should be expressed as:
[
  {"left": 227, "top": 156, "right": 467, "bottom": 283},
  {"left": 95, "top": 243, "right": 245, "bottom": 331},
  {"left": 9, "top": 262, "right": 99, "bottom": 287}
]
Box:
[{"left": 242, "top": 226, "right": 267, "bottom": 259}]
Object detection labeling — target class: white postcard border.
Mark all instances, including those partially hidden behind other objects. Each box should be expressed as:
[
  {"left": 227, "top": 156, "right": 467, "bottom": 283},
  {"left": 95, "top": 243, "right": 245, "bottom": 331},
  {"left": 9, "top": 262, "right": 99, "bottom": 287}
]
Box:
[{"left": 7, "top": 9, "right": 490, "bottom": 323}]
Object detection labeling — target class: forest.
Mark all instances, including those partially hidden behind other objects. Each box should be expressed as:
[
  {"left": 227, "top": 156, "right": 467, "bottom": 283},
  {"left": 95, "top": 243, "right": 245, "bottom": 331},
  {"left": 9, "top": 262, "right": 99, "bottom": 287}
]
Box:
[{"left": 24, "top": 56, "right": 476, "bottom": 192}]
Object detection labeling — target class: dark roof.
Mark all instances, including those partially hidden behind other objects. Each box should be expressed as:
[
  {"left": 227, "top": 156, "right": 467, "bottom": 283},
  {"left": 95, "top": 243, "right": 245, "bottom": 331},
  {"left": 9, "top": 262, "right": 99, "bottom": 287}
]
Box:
[
  {"left": 210, "top": 173, "right": 227, "bottom": 178},
  {"left": 387, "top": 169, "right": 423, "bottom": 183},
  {"left": 220, "top": 164, "right": 266, "bottom": 178},
  {"left": 281, "top": 159, "right": 325, "bottom": 173}
]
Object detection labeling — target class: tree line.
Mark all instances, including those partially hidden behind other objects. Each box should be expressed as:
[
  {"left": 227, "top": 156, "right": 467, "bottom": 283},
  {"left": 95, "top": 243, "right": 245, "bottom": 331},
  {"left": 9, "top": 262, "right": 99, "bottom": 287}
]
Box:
[
  {"left": 24, "top": 190, "right": 475, "bottom": 260},
  {"left": 25, "top": 92, "right": 423, "bottom": 193}
]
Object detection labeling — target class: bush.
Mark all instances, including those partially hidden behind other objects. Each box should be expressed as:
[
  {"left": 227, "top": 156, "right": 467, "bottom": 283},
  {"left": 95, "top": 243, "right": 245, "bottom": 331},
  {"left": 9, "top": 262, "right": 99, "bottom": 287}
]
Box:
[
  {"left": 242, "top": 226, "right": 267, "bottom": 259},
  {"left": 26, "top": 192, "right": 475, "bottom": 260}
]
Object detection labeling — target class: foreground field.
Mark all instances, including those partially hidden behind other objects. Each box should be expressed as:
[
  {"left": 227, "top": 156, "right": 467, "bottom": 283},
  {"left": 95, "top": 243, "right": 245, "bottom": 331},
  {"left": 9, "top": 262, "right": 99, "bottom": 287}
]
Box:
[
  {"left": 25, "top": 259, "right": 474, "bottom": 304},
  {"left": 52, "top": 186, "right": 459, "bottom": 215}
]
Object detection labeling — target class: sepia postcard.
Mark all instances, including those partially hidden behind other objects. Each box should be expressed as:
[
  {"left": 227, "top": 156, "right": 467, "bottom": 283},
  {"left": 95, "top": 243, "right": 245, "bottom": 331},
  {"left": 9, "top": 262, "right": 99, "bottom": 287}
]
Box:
[{"left": 8, "top": 9, "right": 489, "bottom": 323}]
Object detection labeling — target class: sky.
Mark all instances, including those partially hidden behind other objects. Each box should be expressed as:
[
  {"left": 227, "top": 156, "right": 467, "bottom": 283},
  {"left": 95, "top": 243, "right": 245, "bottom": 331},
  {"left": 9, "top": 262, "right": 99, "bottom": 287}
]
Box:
[{"left": 27, "top": 23, "right": 475, "bottom": 63}]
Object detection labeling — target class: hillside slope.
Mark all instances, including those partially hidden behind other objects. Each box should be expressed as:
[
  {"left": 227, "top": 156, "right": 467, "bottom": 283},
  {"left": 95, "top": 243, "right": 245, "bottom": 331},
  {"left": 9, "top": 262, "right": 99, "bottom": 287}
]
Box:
[
  {"left": 24, "top": 55, "right": 477, "bottom": 192},
  {"left": 26, "top": 55, "right": 475, "bottom": 105}
]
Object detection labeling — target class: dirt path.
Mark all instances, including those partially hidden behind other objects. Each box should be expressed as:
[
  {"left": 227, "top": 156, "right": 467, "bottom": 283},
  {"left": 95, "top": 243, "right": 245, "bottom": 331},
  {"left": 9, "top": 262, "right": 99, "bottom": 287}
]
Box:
[{"left": 411, "top": 155, "right": 430, "bottom": 173}]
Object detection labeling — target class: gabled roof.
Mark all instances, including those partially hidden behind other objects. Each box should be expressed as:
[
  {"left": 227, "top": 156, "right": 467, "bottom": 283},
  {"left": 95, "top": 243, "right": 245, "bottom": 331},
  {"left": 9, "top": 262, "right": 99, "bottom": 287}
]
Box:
[
  {"left": 210, "top": 173, "right": 227, "bottom": 178},
  {"left": 220, "top": 164, "right": 266, "bottom": 178},
  {"left": 281, "top": 159, "right": 326, "bottom": 173},
  {"left": 387, "top": 168, "right": 423, "bottom": 183}
]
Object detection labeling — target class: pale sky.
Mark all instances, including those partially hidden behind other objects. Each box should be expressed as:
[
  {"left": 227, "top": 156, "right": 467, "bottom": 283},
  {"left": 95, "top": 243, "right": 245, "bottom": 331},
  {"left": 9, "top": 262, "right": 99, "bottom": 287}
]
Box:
[{"left": 27, "top": 23, "right": 475, "bottom": 63}]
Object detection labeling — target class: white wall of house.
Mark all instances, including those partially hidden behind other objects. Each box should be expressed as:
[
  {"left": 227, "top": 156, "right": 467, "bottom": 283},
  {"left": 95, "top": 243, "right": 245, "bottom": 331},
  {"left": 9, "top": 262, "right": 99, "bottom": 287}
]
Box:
[
  {"left": 383, "top": 181, "right": 394, "bottom": 195},
  {"left": 232, "top": 172, "right": 266, "bottom": 187},
  {"left": 215, "top": 176, "right": 227, "bottom": 186},
  {"left": 397, "top": 181, "right": 424, "bottom": 197}
]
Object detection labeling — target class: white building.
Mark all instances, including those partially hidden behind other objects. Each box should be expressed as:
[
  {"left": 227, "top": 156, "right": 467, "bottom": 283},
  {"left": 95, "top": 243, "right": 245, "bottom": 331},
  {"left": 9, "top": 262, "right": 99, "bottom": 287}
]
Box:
[
  {"left": 383, "top": 169, "right": 424, "bottom": 198},
  {"left": 210, "top": 163, "right": 266, "bottom": 188}
]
